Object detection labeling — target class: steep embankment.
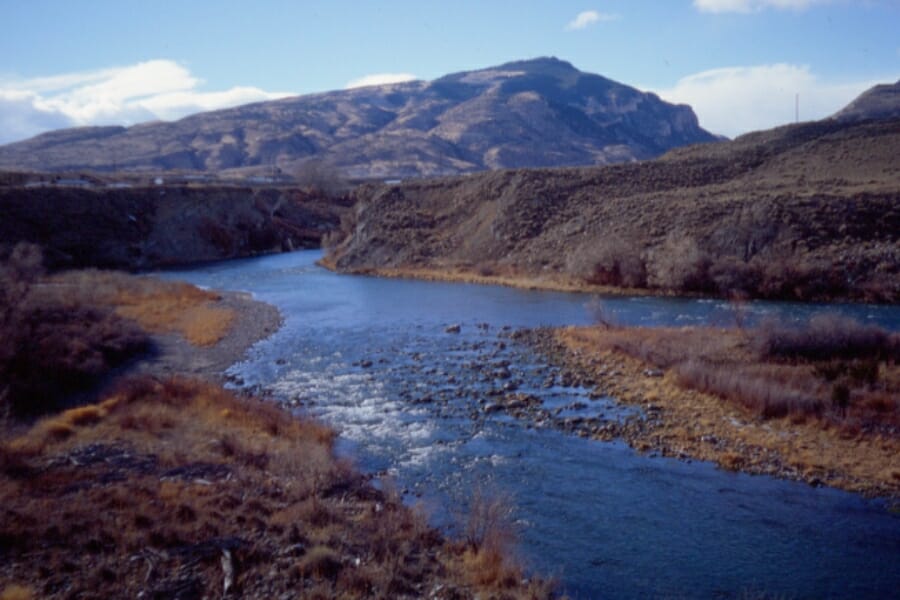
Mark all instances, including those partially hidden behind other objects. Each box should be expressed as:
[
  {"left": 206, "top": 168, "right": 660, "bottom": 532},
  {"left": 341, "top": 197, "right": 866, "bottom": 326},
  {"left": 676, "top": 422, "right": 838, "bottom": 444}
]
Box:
[
  {"left": 326, "top": 117, "right": 900, "bottom": 303},
  {"left": 0, "top": 182, "right": 349, "bottom": 270}
]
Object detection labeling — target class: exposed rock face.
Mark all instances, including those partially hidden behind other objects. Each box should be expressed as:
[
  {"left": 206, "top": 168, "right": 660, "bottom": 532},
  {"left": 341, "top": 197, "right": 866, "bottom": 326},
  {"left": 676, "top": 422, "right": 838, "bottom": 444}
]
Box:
[
  {"left": 832, "top": 80, "right": 900, "bottom": 123},
  {"left": 327, "top": 117, "right": 900, "bottom": 303},
  {"left": 0, "top": 57, "right": 718, "bottom": 178},
  {"left": 0, "top": 182, "right": 348, "bottom": 270}
]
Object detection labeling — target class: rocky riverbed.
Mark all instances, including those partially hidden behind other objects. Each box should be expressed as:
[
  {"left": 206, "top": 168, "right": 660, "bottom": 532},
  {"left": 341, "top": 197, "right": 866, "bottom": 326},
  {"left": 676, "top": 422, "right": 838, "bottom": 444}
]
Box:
[{"left": 513, "top": 327, "right": 900, "bottom": 504}]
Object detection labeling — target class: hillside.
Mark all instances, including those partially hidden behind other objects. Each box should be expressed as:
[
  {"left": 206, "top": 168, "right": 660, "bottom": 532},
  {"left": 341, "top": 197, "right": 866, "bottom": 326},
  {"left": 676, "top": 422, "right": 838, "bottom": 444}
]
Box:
[
  {"left": 324, "top": 116, "right": 900, "bottom": 303},
  {"left": 0, "top": 58, "right": 717, "bottom": 179},
  {"left": 833, "top": 79, "right": 900, "bottom": 123},
  {"left": 0, "top": 180, "right": 348, "bottom": 271}
]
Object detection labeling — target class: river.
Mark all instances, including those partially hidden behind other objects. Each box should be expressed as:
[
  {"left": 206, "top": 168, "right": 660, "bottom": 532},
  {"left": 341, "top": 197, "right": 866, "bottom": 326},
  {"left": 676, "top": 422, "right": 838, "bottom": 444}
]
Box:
[{"left": 160, "top": 249, "right": 900, "bottom": 599}]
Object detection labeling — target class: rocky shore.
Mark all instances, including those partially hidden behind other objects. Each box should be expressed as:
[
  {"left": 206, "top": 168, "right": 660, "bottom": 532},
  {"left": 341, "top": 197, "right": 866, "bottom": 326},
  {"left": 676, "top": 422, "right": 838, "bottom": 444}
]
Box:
[
  {"left": 132, "top": 289, "right": 282, "bottom": 383},
  {"left": 510, "top": 327, "right": 900, "bottom": 505},
  {"left": 0, "top": 274, "right": 553, "bottom": 599}
]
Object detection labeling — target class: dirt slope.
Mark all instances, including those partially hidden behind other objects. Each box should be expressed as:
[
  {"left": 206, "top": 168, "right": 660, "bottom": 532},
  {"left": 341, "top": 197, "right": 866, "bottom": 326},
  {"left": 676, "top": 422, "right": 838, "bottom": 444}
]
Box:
[{"left": 326, "top": 117, "right": 900, "bottom": 303}]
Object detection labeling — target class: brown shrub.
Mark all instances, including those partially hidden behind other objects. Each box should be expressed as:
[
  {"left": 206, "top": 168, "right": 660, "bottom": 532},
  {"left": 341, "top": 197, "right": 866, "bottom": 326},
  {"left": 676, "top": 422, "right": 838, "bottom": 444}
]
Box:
[
  {"left": 578, "top": 235, "right": 647, "bottom": 288},
  {"left": 757, "top": 314, "right": 898, "bottom": 362},
  {"left": 298, "top": 545, "right": 343, "bottom": 580},
  {"left": 0, "top": 245, "right": 151, "bottom": 416},
  {"left": 292, "top": 159, "right": 348, "bottom": 198},
  {"left": 674, "top": 361, "right": 824, "bottom": 418},
  {"left": 647, "top": 235, "right": 713, "bottom": 292},
  {"left": 709, "top": 256, "right": 763, "bottom": 297},
  {"left": 756, "top": 258, "right": 849, "bottom": 301},
  {"left": 464, "top": 488, "right": 515, "bottom": 551}
]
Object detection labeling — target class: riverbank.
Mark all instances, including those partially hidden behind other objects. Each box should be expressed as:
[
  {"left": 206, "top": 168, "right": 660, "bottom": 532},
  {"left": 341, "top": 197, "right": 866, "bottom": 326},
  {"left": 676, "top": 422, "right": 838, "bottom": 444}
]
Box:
[
  {"left": 517, "top": 325, "right": 900, "bottom": 504},
  {"left": 324, "top": 117, "right": 900, "bottom": 305},
  {"left": 0, "top": 266, "right": 553, "bottom": 599},
  {"left": 318, "top": 256, "right": 659, "bottom": 297}
]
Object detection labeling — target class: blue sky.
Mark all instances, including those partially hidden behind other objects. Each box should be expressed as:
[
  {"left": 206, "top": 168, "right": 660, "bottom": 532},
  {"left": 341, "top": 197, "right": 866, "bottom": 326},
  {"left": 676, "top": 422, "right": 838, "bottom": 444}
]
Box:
[{"left": 1, "top": 0, "right": 898, "bottom": 143}]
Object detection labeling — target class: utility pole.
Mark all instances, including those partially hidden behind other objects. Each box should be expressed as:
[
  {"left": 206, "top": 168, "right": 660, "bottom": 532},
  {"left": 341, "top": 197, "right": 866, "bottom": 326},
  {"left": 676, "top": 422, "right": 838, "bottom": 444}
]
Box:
[{"left": 795, "top": 93, "right": 799, "bottom": 123}]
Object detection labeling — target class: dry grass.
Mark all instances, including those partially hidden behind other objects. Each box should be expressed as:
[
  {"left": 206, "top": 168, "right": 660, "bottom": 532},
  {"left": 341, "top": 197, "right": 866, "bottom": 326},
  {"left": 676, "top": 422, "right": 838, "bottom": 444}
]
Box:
[
  {"left": 756, "top": 313, "right": 899, "bottom": 362},
  {"left": 49, "top": 269, "right": 236, "bottom": 347},
  {"left": 571, "top": 318, "right": 898, "bottom": 428},
  {"left": 1, "top": 245, "right": 236, "bottom": 415},
  {"left": 555, "top": 321, "right": 900, "bottom": 498},
  {"left": 674, "top": 360, "right": 825, "bottom": 419},
  {"left": 0, "top": 585, "right": 33, "bottom": 600},
  {"left": 0, "top": 245, "right": 151, "bottom": 416},
  {"left": 0, "top": 377, "right": 552, "bottom": 598},
  {"left": 1, "top": 247, "right": 551, "bottom": 597}
]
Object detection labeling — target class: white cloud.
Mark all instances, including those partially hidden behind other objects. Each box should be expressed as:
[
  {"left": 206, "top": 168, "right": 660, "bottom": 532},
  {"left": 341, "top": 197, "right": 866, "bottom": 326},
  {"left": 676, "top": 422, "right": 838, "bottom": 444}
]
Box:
[
  {"left": 0, "top": 90, "right": 76, "bottom": 144},
  {"left": 693, "top": 0, "right": 826, "bottom": 13},
  {"left": 565, "top": 10, "right": 619, "bottom": 30},
  {"left": 653, "top": 63, "right": 886, "bottom": 137},
  {"left": 0, "top": 60, "right": 292, "bottom": 144},
  {"left": 344, "top": 73, "right": 417, "bottom": 89}
]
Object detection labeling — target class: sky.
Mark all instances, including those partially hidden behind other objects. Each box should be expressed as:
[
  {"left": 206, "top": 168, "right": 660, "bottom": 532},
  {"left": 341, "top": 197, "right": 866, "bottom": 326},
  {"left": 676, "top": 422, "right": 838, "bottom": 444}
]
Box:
[{"left": 1, "top": 0, "right": 898, "bottom": 144}]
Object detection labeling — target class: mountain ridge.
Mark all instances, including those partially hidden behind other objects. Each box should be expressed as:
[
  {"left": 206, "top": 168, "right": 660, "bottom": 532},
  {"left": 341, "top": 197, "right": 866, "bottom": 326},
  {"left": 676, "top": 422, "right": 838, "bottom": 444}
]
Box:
[
  {"left": 0, "top": 57, "right": 718, "bottom": 178},
  {"left": 832, "top": 79, "right": 900, "bottom": 123}
]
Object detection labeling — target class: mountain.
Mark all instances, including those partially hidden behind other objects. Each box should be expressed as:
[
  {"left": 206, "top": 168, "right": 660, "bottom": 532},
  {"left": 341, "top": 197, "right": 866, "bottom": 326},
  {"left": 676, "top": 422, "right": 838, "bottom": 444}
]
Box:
[
  {"left": 324, "top": 116, "right": 900, "bottom": 303},
  {"left": 0, "top": 58, "right": 718, "bottom": 179},
  {"left": 832, "top": 80, "right": 900, "bottom": 123}
]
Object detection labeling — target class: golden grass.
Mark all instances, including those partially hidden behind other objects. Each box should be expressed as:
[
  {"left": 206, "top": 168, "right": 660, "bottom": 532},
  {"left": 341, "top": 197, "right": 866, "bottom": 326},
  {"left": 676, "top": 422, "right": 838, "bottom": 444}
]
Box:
[
  {"left": 322, "top": 260, "right": 655, "bottom": 297},
  {"left": 0, "top": 377, "right": 551, "bottom": 598},
  {"left": 556, "top": 326, "right": 900, "bottom": 498},
  {"left": 0, "top": 585, "right": 33, "bottom": 600},
  {"left": 8, "top": 377, "right": 334, "bottom": 464},
  {"left": 47, "top": 270, "right": 236, "bottom": 347},
  {"left": 113, "top": 281, "right": 235, "bottom": 347}
]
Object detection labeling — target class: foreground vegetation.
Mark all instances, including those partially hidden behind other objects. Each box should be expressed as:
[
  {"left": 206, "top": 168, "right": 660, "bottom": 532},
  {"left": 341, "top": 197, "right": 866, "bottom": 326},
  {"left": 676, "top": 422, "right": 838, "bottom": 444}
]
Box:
[
  {"left": 552, "top": 314, "right": 900, "bottom": 499},
  {"left": 0, "top": 244, "right": 235, "bottom": 417},
  {"left": 1, "top": 378, "right": 551, "bottom": 598},
  {"left": 0, "top": 245, "right": 552, "bottom": 599}
]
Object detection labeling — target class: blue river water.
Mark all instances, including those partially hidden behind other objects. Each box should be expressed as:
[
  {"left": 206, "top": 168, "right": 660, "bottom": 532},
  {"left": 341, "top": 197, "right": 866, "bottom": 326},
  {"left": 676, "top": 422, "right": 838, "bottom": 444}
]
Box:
[{"left": 159, "top": 250, "right": 900, "bottom": 599}]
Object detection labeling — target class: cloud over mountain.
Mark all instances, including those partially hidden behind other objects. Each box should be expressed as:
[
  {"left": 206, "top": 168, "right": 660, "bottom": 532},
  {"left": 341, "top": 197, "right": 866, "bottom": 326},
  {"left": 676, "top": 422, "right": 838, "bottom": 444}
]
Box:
[
  {"left": 0, "top": 60, "right": 291, "bottom": 144},
  {"left": 654, "top": 64, "right": 882, "bottom": 137},
  {"left": 0, "top": 57, "right": 718, "bottom": 178}
]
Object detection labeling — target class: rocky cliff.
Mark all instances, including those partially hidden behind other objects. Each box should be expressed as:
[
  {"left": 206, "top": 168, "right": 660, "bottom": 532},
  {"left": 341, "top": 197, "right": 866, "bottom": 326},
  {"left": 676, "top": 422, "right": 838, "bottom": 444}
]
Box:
[
  {"left": 0, "top": 58, "right": 718, "bottom": 179},
  {"left": 0, "top": 181, "right": 348, "bottom": 270}
]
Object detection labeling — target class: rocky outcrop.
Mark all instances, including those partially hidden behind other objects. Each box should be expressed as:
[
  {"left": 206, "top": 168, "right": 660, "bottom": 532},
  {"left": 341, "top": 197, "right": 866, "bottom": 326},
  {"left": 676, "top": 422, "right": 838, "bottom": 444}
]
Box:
[
  {"left": 0, "top": 182, "right": 349, "bottom": 270},
  {"left": 0, "top": 57, "right": 718, "bottom": 178},
  {"left": 326, "top": 117, "right": 900, "bottom": 303},
  {"left": 832, "top": 80, "right": 900, "bottom": 123}
]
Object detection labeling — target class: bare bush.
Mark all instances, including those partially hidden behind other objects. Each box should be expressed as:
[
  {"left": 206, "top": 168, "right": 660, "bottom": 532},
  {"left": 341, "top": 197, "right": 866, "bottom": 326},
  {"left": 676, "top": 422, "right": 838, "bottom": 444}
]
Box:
[
  {"left": 757, "top": 314, "right": 898, "bottom": 362},
  {"left": 709, "top": 256, "right": 763, "bottom": 298},
  {"left": 292, "top": 159, "right": 348, "bottom": 197},
  {"left": 756, "top": 258, "right": 848, "bottom": 301},
  {"left": 647, "top": 235, "right": 712, "bottom": 292},
  {"left": 0, "top": 245, "right": 150, "bottom": 416},
  {"left": 675, "top": 361, "right": 824, "bottom": 418},
  {"left": 576, "top": 235, "right": 647, "bottom": 288}
]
